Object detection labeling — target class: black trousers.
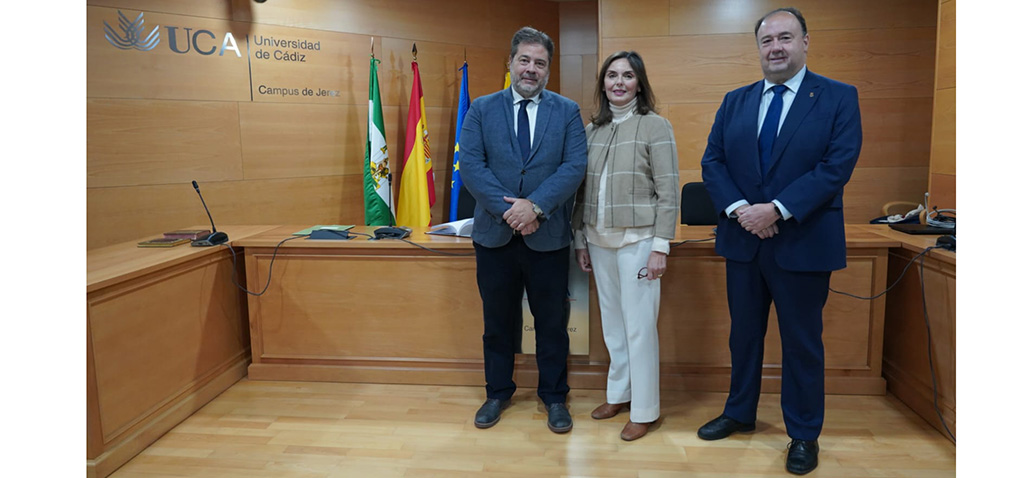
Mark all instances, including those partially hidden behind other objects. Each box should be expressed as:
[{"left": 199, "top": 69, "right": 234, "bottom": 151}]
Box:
[{"left": 474, "top": 236, "right": 570, "bottom": 405}]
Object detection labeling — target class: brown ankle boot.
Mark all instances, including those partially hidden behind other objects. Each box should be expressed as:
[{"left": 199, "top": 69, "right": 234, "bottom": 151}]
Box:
[
  {"left": 590, "top": 402, "right": 628, "bottom": 420},
  {"left": 620, "top": 421, "right": 652, "bottom": 441}
]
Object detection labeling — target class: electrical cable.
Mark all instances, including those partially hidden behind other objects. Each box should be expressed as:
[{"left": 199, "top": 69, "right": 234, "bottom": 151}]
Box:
[
  {"left": 394, "top": 237, "right": 476, "bottom": 256},
  {"left": 670, "top": 237, "right": 716, "bottom": 248},
  {"left": 828, "top": 246, "right": 936, "bottom": 300},
  {"left": 222, "top": 234, "right": 308, "bottom": 296}
]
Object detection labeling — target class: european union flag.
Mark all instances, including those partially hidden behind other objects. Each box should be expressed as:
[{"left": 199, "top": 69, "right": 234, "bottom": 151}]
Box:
[{"left": 450, "top": 62, "right": 471, "bottom": 222}]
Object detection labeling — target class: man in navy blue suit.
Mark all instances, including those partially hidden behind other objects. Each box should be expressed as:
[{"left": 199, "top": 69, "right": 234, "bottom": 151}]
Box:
[
  {"left": 459, "top": 26, "right": 587, "bottom": 434},
  {"left": 697, "top": 7, "right": 862, "bottom": 475}
]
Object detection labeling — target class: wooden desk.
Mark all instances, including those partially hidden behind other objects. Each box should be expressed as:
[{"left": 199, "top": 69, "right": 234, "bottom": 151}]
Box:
[
  {"left": 237, "top": 225, "right": 899, "bottom": 395},
  {"left": 868, "top": 225, "right": 956, "bottom": 441},
  {"left": 86, "top": 225, "right": 276, "bottom": 478}
]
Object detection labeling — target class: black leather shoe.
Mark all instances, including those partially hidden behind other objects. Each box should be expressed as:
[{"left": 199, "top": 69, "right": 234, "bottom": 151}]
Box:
[
  {"left": 474, "top": 398, "right": 511, "bottom": 429},
  {"left": 786, "top": 439, "right": 819, "bottom": 475},
  {"left": 546, "top": 403, "right": 573, "bottom": 433},
  {"left": 697, "top": 414, "right": 755, "bottom": 440}
]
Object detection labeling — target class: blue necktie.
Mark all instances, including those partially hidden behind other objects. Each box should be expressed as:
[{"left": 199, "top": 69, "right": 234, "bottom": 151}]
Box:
[
  {"left": 758, "top": 84, "right": 788, "bottom": 178},
  {"left": 517, "top": 99, "right": 531, "bottom": 162}
]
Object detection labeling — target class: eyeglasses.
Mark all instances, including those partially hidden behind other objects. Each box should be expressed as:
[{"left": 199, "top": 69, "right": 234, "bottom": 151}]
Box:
[{"left": 637, "top": 267, "right": 648, "bottom": 280}]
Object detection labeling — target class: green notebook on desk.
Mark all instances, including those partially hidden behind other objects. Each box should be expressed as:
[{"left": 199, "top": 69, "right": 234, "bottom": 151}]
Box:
[{"left": 293, "top": 225, "right": 355, "bottom": 236}]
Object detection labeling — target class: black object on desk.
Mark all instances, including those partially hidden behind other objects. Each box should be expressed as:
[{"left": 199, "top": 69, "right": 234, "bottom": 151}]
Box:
[
  {"left": 309, "top": 229, "right": 351, "bottom": 240},
  {"left": 889, "top": 223, "right": 955, "bottom": 235}
]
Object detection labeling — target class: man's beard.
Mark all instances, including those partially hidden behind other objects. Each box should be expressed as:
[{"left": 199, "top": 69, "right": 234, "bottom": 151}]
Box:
[{"left": 513, "top": 73, "right": 548, "bottom": 98}]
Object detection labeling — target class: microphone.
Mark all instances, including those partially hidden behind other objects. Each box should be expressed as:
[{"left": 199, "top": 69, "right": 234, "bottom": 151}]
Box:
[{"left": 190, "top": 180, "right": 229, "bottom": 246}]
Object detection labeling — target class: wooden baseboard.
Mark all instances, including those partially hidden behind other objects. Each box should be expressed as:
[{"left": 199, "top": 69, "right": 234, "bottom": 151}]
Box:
[
  {"left": 249, "top": 361, "right": 887, "bottom": 395},
  {"left": 87, "top": 357, "right": 249, "bottom": 478}
]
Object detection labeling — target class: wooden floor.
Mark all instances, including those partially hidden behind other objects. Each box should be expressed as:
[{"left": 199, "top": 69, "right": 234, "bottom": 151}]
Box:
[{"left": 109, "top": 379, "right": 955, "bottom": 477}]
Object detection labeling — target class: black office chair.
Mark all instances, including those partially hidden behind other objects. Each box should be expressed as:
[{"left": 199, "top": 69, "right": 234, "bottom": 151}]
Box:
[
  {"left": 456, "top": 185, "right": 476, "bottom": 220},
  {"left": 680, "top": 182, "right": 718, "bottom": 225}
]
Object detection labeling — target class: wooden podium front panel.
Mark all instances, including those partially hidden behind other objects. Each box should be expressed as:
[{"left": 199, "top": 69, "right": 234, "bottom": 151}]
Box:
[
  {"left": 657, "top": 254, "right": 878, "bottom": 368},
  {"left": 239, "top": 226, "right": 895, "bottom": 395},
  {"left": 87, "top": 249, "right": 250, "bottom": 478},
  {"left": 882, "top": 242, "right": 956, "bottom": 441},
  {"left": 247, "top": 251, "right": 482, "bottom": 361}
]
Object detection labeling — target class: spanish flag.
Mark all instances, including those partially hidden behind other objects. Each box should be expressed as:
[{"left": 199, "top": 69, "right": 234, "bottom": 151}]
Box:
[{"left": 397, "top": 57, "right": 435, "bottom": 227}]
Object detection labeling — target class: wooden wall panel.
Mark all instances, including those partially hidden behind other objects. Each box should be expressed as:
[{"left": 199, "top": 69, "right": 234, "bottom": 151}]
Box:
[
  {"left": 604, "top": 34, "right": 758, "bottom": 104},
  {"left": 87, "top": 7, "right": 251, "bottom": 101},
  {"left": 929, "top": 0, "right": 955, "bottom": 210},
  {"left": 929, "top": 173, "right": 956, "bottom": 210},
  {"left": 560, "top": 0, "right": 599, "bottom": 55},
  {"left": 239, "top": 103, "right": 374, "bottom": 179},
  {"left": 666, "top": 0, "right": 936, "bottom": 36},
  {"left": 560, "top": 55, "right": 585, "bottom": 112},
  {"left": 844, "top": 167, "right": 929, "bottom": 222},
  {"left": 228, "top": 0, "right": 493, "bottom": 45},
  {"left": 560, "top": 1, "right": 599, "bottom": 124},
  {"left": 486, "top": 1, "right": 561, "bottom": 52},
  {"left": 663, "top": 102, "right": 721, "bottom": 169},
  {"left": 809, "top": 28, "right": 936, "bottom": 100},
  {"left": 226, "top": 0, "right": 558, "bottom": 52},
  {"left": 858, "top": 98, "right": 933, "bottom": 169},
  {"left": 936, "top": 0, "right": 956, "bottom": 90},
  {"left": 667, "top": 0, "right": 775, "bottom": 36},
  {"left": 89, "top": 0, "right": 235, "bottom": 19},
  {"left": 601, "top": 0, "right": 671, "bottom": 38},
  {"left": 87, "top": 99, "right": 243, "bottom": 188},
  {"left": 929, "top": 88, "right": 955, "bottom": 176}
]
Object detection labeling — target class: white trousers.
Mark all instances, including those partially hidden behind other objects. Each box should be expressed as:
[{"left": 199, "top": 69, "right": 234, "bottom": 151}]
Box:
[{"left": 589, "top": 239, "right": 661, "bottom": 423}]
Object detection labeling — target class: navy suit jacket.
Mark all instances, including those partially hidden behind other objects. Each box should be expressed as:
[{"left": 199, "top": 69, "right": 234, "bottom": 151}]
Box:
[
  {"left": 459, "top": 88, "right": 587, "bottom": 251},
  {"left": 701, "top": 70, "right": 862, "bottom": 272}
]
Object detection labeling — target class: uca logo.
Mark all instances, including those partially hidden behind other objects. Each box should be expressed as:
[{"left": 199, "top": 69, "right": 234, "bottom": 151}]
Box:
[{"left": 104, "top": 11, "right": 160, "bottom": 51}]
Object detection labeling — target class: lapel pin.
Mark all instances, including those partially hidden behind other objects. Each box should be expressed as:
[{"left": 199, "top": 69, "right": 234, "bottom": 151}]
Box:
[{"left": 809, "top": 92, "right": 815, "bottom": 97}]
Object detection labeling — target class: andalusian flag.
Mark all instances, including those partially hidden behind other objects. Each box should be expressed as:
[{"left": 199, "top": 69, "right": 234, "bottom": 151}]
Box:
[
  {"left": 449, "top": 62, "right": 471, "bottom": 222},
  {"left": 397, "top": 56, "right": 435, "bottom": 227},
  {"left": 363, "top": 55, "right": 394, "bottom": 225}
]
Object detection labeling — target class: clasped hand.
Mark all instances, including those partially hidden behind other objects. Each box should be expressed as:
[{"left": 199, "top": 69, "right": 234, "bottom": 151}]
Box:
[
  {"left": 737, "top": 203, "right": 781, "bottom": 239},
  {"left": 503, "top": 196, "right": 539, "bottom": 235}
]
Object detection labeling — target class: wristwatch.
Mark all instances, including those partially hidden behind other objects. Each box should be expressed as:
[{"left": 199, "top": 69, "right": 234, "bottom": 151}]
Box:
[
  {"left": 530, "top": 201, "right": 545, "bottom": 220},
  {"left": 773, "top": 204, "right": 783, "bottom": 219}
]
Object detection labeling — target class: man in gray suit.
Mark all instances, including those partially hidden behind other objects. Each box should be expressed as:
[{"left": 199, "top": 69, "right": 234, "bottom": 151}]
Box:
[{"left": 459, "top": 26, "right": 588, "bottom": 433}]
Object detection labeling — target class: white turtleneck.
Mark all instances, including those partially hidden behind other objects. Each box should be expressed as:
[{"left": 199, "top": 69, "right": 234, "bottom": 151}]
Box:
[{"left": 610, "top": 97, "right": 637, "bottom": 124}]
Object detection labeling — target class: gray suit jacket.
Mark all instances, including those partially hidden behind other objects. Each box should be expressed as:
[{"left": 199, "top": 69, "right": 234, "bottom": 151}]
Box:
[{"left": 459, "top": 88, "right": 587, "bottom": 251}]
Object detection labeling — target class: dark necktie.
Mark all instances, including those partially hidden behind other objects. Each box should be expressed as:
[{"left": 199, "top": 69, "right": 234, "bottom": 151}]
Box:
[
  {"left": 517, "top": 99, "right": 531, "bottom": 162},
  {"left": 758, "top": 84, "right": 788, "bottom": 178}
]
